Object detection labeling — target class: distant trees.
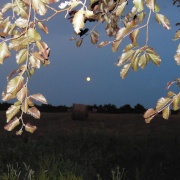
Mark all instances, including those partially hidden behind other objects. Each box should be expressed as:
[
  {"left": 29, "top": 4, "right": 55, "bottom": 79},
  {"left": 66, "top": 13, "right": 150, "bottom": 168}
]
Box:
[{"left": 89, "top": 103, "right": 147, "bottom": 114}]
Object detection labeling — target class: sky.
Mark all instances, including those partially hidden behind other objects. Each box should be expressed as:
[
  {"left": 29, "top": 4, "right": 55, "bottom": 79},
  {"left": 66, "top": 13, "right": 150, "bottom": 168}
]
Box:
[{"left": 0, "top": 0, "right": 180, "bottom": 109}]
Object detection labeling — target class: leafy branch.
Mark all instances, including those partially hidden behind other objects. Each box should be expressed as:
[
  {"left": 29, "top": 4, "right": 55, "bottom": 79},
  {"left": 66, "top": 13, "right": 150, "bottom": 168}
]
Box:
[{"left": 0, "top": 0, "right": 179, "bottom": 134}]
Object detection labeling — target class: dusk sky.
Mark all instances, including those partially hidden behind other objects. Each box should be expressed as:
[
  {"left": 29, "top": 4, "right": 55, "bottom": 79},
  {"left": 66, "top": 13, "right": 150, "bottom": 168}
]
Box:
[{"left": 0, "top": 0, "right": 179, "bottom": 108}]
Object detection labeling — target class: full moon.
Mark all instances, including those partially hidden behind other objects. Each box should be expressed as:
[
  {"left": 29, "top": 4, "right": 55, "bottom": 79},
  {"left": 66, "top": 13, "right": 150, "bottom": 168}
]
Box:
[{"left": 86, "top": 77, "right": 91, "bottom": 82}]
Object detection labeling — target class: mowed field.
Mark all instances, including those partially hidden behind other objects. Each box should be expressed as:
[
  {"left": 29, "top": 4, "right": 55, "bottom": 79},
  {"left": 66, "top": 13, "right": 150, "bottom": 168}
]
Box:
[
  {"left": 14, "top": 112, "right": 180, "bottom": 137},
  {"left": 1, "top": 111, "right": 180, "bottom": 136}
]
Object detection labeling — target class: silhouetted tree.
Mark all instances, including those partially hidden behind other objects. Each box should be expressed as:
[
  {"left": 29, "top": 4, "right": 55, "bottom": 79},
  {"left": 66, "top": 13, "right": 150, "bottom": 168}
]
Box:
[{"left": 134, "top": 104, "right": 146, "bottom": 114}]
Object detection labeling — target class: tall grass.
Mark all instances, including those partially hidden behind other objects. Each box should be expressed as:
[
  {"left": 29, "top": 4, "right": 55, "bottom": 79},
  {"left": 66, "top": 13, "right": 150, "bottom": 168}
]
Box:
[{"left": 0, "top": 129, "right": 180, "bottom": 179}]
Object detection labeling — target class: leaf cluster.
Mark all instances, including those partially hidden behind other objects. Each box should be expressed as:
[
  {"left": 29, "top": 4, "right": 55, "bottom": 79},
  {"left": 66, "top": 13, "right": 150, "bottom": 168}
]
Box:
[
  {"left": 68, "top": 0, "right": 171, "bottom": 78},
  {"left": 0, "top": 0, "right": 56, "bottom": 134},
  {"left": 0, "top": 0, "right": 179, "bottom": 133}
]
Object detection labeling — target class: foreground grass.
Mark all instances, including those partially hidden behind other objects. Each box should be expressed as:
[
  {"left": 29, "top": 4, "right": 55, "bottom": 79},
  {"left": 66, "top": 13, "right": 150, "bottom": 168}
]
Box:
[{"left": 0, "top": 128, "right": 180, "bottom": 180}]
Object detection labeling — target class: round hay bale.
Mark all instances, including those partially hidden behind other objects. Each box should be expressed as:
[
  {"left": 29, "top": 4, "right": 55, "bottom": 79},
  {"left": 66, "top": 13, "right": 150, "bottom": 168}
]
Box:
[{"left": 71, "top": 103, "right": 89, "bottom": 121}]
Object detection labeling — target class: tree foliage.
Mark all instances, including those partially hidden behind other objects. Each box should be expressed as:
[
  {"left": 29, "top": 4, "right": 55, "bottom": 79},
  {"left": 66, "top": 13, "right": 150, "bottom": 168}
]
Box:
[{"left": 0, "top": 0, "right": 179, "bottom": 134}]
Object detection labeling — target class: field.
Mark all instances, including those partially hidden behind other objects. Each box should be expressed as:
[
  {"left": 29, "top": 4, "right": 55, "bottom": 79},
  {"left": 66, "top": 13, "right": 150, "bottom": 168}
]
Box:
[{"left": 0, "top": 112, "right": 180, "bottom": 179}]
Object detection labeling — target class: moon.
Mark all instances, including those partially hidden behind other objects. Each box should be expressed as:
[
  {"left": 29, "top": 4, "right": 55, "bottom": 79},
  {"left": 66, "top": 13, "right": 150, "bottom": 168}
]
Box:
[{"left": 86, "top": 77, "right": 91, "bottom": 82}]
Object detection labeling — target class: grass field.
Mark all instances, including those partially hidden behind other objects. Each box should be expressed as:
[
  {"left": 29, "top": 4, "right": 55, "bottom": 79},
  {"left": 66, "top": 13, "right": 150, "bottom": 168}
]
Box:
[{"left": 0, "top": 112, "right": 180, "bottom": 179}]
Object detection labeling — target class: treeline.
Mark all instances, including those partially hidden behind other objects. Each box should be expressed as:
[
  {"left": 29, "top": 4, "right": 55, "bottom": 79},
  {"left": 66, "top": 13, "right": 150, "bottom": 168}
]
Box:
[
  {"left": 0, "top": 102, "right": 146, "bottom": 114},
  {"left": 0, "top": 102, "right": 178, "bottom": 114}
]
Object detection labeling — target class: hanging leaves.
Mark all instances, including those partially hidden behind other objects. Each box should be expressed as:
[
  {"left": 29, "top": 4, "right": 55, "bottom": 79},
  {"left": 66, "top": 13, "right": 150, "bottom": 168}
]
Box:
[
  {"left": 117, "top": 49, "right": 135, "bottom": 66},
  {"left": 72, "top": 9, "right": 85, "bottom": 34},
  {"left": 120, "top": 63, "right": 131, "bottom": 79},
  {"left": 156, "top": 97, "right": 171, "bottom": 112},
  {"left": 145, "top": 0, "right": 160, "bottom": 12},
  {"left": 6, "top": 105, "right": 20, "bottom": 122},
  {"left": 28, "top": 28, "right": 41, "bottom": 41},
  {"left": 15, "top": 17, "right": 28, "bottom": 28},
  {"left": 27, "top": 107, "right": 40, "bottom": 119},
  {"left": 25, "top": 123, "right": 37, "bottom": 133},
  {"left": 0, "top": 42, "right": 11, "bottom": 64},
  {"left": 130, "top": 29, "right": 139, "bottom": 45},
  {"left": 98, "top": 41, "right": 109, "bottom": 48},
  {"left": 115, "top": 1, "right": 127, "bottom": 16},
  {"left": 6, "top": 76, "right": 24, "bottom": 95},
  {"left": 76, "top": 39, "right": 83, "bottom": 47},
  {"left": 144, "top": 108, "right": 156, "bottom": 123},
  {"left": 32, "top": 0, "right": 47, "bottom": 15},
  {"left": 133, "top": 0, "right": 144, "bottom": 12},
  {"left": 90, "top": 30, "right": 99, "bottom": 45},
  {"left": 173, "top": 30, "right": 180, "bottom": 40},
  {"left": 155, "top": 13, "right": 171, "bottom": 30},
  {"left": 174, "top": 44, "right": 180, "bottom": 65},
  {"left": 4, "top": 117, "right": 20, "bottom": 131},
  {"left": 17, "top": 86, "right": 28, "bottom": 102},
  {"left": 29, "top": 93, "right": 48, "bottom": 104},
  {"left": 16, "top": 49, "right": 28, "bottom": 64},
  {"left": 38, "top": 22, "right": 49, "bottom": 34}
]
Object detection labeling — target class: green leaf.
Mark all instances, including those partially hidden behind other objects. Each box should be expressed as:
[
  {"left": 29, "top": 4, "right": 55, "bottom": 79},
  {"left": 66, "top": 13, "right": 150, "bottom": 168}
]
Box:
[
  {"left": 115, "top": 1, "right": 127, "bottom": 16},
  {"left": 145, "top": 0, "right": 155, "bottom": 12},
  {"left": 9, "top": 35, "right": 28, "bottom": 51},
  {"left": 90, "top": 31, "right": 99, "bottom": 45},
  {"left": 29, "top": 55, "right": 41, "bottom": 69},
  {"left": 137, "top": 12, "right": 146, "bottom": 23},
  {"left": 15, "top": 17, "right": 28, "bottom": 28},
  {"left": 85, "top": 10, "right": 93, "bottom": 18},
  {"left": 117, "top": 50, "right": 135, "bottom": 66},
  {"left": 32, "top": 0, "right": 47, "bottom": 15},
  {"left": 123, "top": 43, "right": 138, "bottom": 52},
  {"left": 0, "top": 42, "right": 11, "bottom": 64},
  {"left": 2, "top": 91, "right": 16, "bottom": 101},
  {"left": 143, "top": 108, "right": 156, "bottom": 123},
  {"left": 21, "top": 98, "right": 28, "bottom": 113},
  {"left": 29, "top": 93, "right": 48, "bottom": 104},
  {"left": 98, "top": 41, "right": 109, "bottom": 48},
  {"left": 27, "top": 107, "right": 40, "bottom": 119},
  {"left": 156, "top": 97, "right": 171, "bottom": 112},
  {"left": 112, "top": 40, "right": 121, "bottom": 52},
  {"left": 25, "top": 123, "right": 37, "bottom": 133},
  {"left": 72, "top": 9, "right": 85, "bottom": 34},
  {"left": 173, "top": 30, "right": 180, "bottom": 40},
  {"left": 4, "top": 117, "right": 20, "bottom": 131},
  {"left": 148, "top": 52, "right": 161, "bottom": 66},
  {"left": 174, "top": 53, "right": 180, "bottom": 65},
  {"left": 28, "top": 28, "right": 41, "bottom": 41},
  {"left": 172, "top": 95, "right": 180, "bottom": 111},
  {"left": 76, "top": 39, "right": 83, "bottom": 47},
  {"left": 120, "top": 63, "right": 131, "bottom": 79},
  {"left": 16, "top": 49, "right": 28, "bottom": 64},
  {"left": 6, "top": 76, "right": 24, "bottom": 95},
  {"left": 174, "top": 44, "right": 180, "bottom": 65},
  {"left": 131, "top": 49, "right": 141, "bottom": 71},
  {"left": 133, "top": 0, "right": 144, "bottom": 12},
  {"left": 38, "top": 22, "right": 49, "bottom": 34},
  {"left": 138, "top": 53, "right": 149, "bottom": 69},
  {"left": 155, "top": 13, "right": 171, "bottom": 30},
  {"left": 167, "top": 91, "right": 176, "bottom": 97},
  {"left": 6, "top": 105, "right": 20, "bottom": 122},
  {"left": 162, "top": 107, "right": 170, "bottom": 120},
  {"left": 16, "top": 129, "right": 23, "bottom": 135},
  {"left": 115, "top": 27, "right": 130, "bottom": 41},
  {"left": 17, "top": 86, "right": 28, "bottom": 102},
  {"left": 2, "top": 3, "right": 13, "bottom": 13},
  {"left": 13, "top": 1, "right": 29, "bottom": 18},
  {"left": 36, "top": 41, "right": 50, "bottom": 59},
  {"left": 130, "top": 29, "right": 139, "bottom": 45}
]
